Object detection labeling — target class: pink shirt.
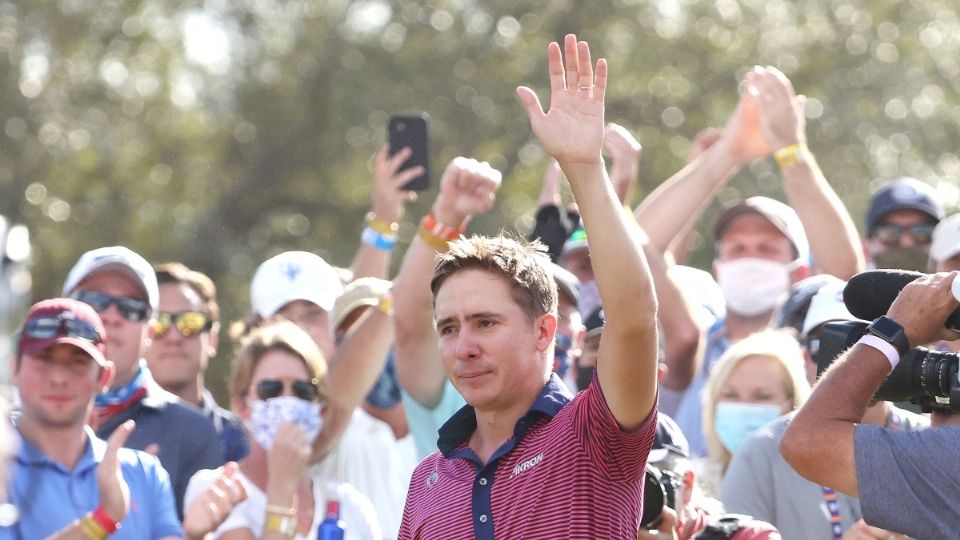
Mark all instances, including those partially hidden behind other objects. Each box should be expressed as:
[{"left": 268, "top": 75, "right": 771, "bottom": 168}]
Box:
[{"left": 399, "top": 374, "right": 657, "bottom": 539}]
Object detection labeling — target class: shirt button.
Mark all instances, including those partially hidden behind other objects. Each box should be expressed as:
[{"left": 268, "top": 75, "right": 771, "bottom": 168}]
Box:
[
  {"left": 479, "top": 478, "right": 488, "bottom": 486},
  {"left": 479, "top": 514, "right": 488, "bottom": 523}
]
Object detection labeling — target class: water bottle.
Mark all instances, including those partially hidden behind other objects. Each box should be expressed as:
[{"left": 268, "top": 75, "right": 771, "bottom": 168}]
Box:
[{"left": 317, "top": 499, "right": 346, "bottom": 540}]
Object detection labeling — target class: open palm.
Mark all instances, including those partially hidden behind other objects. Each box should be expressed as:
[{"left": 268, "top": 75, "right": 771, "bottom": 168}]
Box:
[{"left": 517, "top": 34, "right": 606, "bottom": 167}]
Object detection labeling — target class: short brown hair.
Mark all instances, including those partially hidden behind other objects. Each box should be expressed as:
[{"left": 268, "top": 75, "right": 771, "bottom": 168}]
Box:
[
  {"left": 154, "top": 262, "right": 220, "bottom": 325},
  {"left": 229, "top": 321, "right": 327, "bottom": 401},
  {"left": 430, "top": 235, "right": 557, "bottom": 322}
]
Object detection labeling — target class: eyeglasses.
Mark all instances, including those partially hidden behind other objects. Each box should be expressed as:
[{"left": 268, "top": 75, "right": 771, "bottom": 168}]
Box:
[
  {"left": 73, "top": 290, "right": 151, "bottom": 322},
  {"left": 151, "top": 311, "right": 213, "bottom": 339},
  {"left": 872, "top": 223, "right": 935, "bottom": 246},
  {"left": 23, "top": 315, "right": 103, "bottom": 343},
  {"left": 255, "top": 378, "right": 322, "bottom": 402}
]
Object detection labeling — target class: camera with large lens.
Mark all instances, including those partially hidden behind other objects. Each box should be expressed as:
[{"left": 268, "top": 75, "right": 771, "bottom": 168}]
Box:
[
  {"left": 640, "top": 463, "right": 681, "bottom": 529},
  {"left": 816, "top": 320, "right": 960, "bottom": 412}
]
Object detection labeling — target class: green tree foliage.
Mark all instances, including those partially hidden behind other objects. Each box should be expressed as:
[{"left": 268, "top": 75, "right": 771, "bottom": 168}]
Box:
[{"left": 3, "top": 0, "right": 960, "bottom": 393}]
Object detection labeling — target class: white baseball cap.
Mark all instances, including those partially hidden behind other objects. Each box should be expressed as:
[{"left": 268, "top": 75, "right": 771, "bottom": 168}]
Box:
[
  {"left": 250, "top": 251, "right": 343, "bottom": 318},
  {"left": 62, "top": 246, "right": 159, "bottom": 315},
  {"left": 801, "top": 277, "right": 858, "bottom": 338},
  {"left": 930, "top": 213, "right": 960, "bottom": 263}
]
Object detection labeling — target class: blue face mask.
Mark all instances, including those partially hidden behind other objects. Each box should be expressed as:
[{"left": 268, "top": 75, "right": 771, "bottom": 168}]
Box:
[
  {"left": 553, "top": 334, "right": 573, "bottom": 379},
  {"left": 714, "top": 402, "right": 782, "bottom": 454}
]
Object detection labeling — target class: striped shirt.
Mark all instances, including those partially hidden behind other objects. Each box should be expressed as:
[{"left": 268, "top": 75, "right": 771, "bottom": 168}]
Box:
[{"left": 399, "top": 373, "right": 657, "bottom": 540}]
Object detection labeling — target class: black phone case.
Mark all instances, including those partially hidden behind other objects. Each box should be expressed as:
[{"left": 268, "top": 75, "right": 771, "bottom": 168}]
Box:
[{"left": 388, "top": 113, "right": 431, "bottom": 191}]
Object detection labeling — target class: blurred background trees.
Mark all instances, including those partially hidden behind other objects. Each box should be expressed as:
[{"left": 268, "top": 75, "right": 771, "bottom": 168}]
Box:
[{"left": 3, "top": 0, "right": 959, "bottom": 394}]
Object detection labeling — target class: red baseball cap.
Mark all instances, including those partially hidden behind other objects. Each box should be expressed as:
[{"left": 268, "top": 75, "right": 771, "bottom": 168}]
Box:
[{"left": 17, "top": 298, "right": 107, "bottom": 366}]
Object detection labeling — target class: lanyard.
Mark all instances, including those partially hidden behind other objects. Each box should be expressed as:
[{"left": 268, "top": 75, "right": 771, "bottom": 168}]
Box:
[{"left": 821, "top": 408, "right": 903, "bottom": 538}]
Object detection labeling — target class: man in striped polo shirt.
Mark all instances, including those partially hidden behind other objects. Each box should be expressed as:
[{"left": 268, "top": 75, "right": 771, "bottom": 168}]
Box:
[{"left": 397, "top": 34, "right": 658, "bottom": 539}]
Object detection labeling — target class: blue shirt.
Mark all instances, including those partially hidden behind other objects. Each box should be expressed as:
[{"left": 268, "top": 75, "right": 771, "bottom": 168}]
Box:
[
  {"left": 2, "top": 426, "right": 182, "bottom": 539},
  {"left": 673, "top": 317, "right": 730, "bottom": 457},
  {"left": 201, "top": 388, "right": 250, "bottom": 463},
  {"left": 402, "top": 379, "right": 466, "bottom": 459}
]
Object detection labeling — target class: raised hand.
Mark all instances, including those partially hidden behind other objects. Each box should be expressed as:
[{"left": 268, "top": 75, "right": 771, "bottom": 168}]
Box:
[
  {"left": 97, "top": 419, "right": 134, "bottom": 524},
  {"left": 687, "top": 126, "right": 723, "bottom": 163},
  {"left": 604, "top": 122, "right": 642, "bottom": 204},
  {"left": 431, "top": 157, "right": 502, "bottom": 226},
  {"left": 183, "top": 461, "right": 249, "bottom": 539},
  {"left": 717, "top": 85, "right": 769, "bottom": 165},
  {"left": 371, "top": 145, "right": 421, "bottom": 223},
  {"left": 747, "top": 66, "right": 806, "bottom": 152},
  {"left": 266, "top": 423, "right": 311, "bottom": 503},
  {"left": 516, "top": 34, "right": 607, "bottom": 169}
]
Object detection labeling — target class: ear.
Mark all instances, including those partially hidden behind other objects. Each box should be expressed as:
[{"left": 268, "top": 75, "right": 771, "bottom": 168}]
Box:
[
  {"left": 789, "top": 263, "right": 811, "bottom": 284},
  {"left": 861, "top": 237, "right": 875, "bottom": 266},
  {"left": 98, "top": 361, "right": 116, "bottom": 390},
  {"left": 206, "top": 326, "right": 220, "bottom": 358},
  {"left": 657, "top": 363, "right": 668, "bottom": 383},
  {"left": 536, "top": 313, "right": 559, "bottom": 353}
]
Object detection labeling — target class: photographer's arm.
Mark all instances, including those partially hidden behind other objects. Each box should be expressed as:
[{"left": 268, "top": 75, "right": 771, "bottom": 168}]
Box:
[
  {"left": 518, "top": 35, "right": 658, "bottom": 426},
  {"left": 781, "top": 271, "right": 960, "bottom": 495}
]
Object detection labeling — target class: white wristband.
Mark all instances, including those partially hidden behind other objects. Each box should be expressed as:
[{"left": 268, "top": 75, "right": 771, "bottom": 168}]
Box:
[{"left": 857, "top": 334, "right": 900, "bottom": 370}]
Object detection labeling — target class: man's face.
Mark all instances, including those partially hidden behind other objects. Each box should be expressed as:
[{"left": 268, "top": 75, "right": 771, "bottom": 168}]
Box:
[
  {"left": 277, "top": 299, "right": 335, "bottom": 361},
  {"left": 146, "top": 282, "right": 214, "bottom": 396},
  {"left": 561, "top": 248, "right": 593, "bottom": 284},
  {"left": 867, "top": 209, "right": 937, "bottom": 260},
  {"left": 73, "top": 271, "right": 150, "bottom": 387},
  {"left": 715, "top": 214, "right": 795, "bottom": 265},
  {"left": 555, "top": 289, "right": 583, "bottom": 363},
  {"left": 13, "top": 344, "right": 109, "bottom": 430},
  {"left": 434, "top": 268, "right": 556, "bottom": 412}
]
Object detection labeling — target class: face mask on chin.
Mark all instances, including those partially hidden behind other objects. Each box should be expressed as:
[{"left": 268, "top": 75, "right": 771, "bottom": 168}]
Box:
[
  {"left": 872, "top": 246, "right": 930, "bottom": 273},
  {"left": 716, "top": 257, "right": 797, "bottom": 317}
]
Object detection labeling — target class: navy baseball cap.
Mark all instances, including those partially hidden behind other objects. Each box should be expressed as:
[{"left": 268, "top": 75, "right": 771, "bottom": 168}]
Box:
[
  {"left": 866, "top": 177, "right": 944, "bottom": 237},
  {"left": 648, "top": 413, "right": 690, "bottom": 463}
]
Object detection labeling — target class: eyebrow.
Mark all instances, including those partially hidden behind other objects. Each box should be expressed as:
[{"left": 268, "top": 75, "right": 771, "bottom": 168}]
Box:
[{"left": 435, "top": 311, "right": 504, "bottom": 329}]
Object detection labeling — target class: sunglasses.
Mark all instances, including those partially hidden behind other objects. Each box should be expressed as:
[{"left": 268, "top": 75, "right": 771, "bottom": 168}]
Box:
[
  {"left": 73, "top": 290, "right": 151, "bottom": 322},
  {"left": 255, "top": 378, "right": 322, "bottom": 402},
  {"left": 152, "top": 311, "right": 213, "bottom": 339},
  {"left": 872, "top": 223, "right": 935, "bottom": 246},
  {"left": 23, "top": 315, "right": 103, "bottom": 344}
]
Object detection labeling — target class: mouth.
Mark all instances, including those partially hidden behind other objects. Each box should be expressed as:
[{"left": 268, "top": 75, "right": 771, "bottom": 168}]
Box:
[{"left": 458, "top": 370, "right": 492, "bottom": 381}]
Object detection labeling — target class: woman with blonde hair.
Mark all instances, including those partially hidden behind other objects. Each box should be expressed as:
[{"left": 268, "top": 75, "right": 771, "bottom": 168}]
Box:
[
  {"left": 702, "top": 329, "right": 810, "bottom": 486},
  {"left": 185, "top": 321, "right": 380, "bottom": 539}
]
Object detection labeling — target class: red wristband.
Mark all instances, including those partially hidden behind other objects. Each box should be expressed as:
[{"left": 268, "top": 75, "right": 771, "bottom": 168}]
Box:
[
  {"left": 92, "top": 507, "right": 120, "bottom": 534},
  {"left": 422, "top": 211, "right": 467, "bottom": 241}
]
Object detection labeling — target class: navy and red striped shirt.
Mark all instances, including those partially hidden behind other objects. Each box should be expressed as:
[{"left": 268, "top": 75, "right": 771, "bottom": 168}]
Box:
[{"left": 399, "top": 373, "right": 657, "bottom": 539}]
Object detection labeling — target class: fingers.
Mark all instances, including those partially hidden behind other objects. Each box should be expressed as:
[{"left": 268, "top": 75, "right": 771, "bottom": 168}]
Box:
[
  {"left": 516, "top": 86, "right": 546, "bottom": 119},
  {"left": 547, "top": 41, "right": 565, "bottom": 93},
  {"left": 563, "top": 34, "right": 579, "bottom": 90},
  {"left": 594, "top": 58, "right": 608, "bottom": 102},
  {"left": 577, "top": 41, "right": 593, "bottom": 94},
  {"left": 103, "top": 420, "right": 135, "bottom": 465}
]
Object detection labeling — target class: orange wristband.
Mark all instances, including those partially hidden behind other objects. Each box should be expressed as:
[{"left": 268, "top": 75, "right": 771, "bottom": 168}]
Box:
[
  {"left": 421, "top": 212, "right": 466, "bottom": 241},
  {"left": 91, "top": 508, "right": 120, "bottom": 534}
]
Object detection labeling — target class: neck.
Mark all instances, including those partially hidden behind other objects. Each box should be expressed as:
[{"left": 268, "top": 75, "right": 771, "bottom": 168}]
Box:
[
  {"left": 109, "top": 359, "right": 142, "bottom": 390},
  {"left": 861, "top": 401, "right": 890, "bottom": 426},
  {"left": 170, "top": 377, "right": 205, "bottom": 407},
  {"left": 469, "top": 384, "right": 544, "bottom": 464},
  {"left": 16, "top": 417, "right": 88, "bottom": 470},
  {"left": 724, "top": 310, "right": 773, "bottom": 341}
]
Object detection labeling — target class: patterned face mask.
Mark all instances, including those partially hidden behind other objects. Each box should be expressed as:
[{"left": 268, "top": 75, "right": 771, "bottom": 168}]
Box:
[{"left": 248, "top": 396, "right": 322, "bottom": 451}]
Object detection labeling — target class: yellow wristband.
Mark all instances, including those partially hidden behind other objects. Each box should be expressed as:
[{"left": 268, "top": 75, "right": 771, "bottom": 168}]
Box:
[
  {"left": 366, "top": 212, "right": 399, "bottom": 235},
  {"left": 418, "top": 224, "right": 450, "bottom": 251},
  {"left": 79, "top": 514, "right": 108, "bottom": 540},
  {"left": 264, "top": 512, "right": 297, "bottom": 538},
  {"left": 376, "top": 291, "right": 394, "bottom": 316},
  {"left": 773, "top": 141, "right": 808, "bottom": 169}
]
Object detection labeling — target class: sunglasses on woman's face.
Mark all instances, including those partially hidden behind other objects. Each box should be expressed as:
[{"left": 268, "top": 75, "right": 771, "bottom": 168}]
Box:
[{"left": 255, "top": 378, "right": 321, "bottom": 402}]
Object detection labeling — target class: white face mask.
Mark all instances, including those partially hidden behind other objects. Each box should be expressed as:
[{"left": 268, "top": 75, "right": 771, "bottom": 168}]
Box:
[
  {"left": 715, "top": 258, "right": 794, "bottom": 317},
  {"left": 248, "top": 396, "right": 323, "bottom": 451}
]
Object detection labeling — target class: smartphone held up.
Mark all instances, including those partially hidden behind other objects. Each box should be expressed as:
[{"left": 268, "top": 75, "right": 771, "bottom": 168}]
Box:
[{"left": 388, "top": 113, "right": 431, "bottom": 192}]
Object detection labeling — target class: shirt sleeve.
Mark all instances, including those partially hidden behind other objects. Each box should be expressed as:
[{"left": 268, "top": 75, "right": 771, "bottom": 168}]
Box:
[
  {"left": 401, "top": 380, "right": 466, "bottom": 459},
  {"left": 854, "top": 424, "right": 960, "bottom": 539},
  {"left": 573, "top": 374, "right": 657, "bottom": 482}
]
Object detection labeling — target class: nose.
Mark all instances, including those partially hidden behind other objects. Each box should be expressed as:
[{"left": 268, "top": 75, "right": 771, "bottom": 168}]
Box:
[
  {"left": 455, "top": 331, "right": 481, "bottom": 361},
  {"left": 98, "top": 302, "right": 124, "bottom": 326},
  {"left": 899, "top": 233, "right": 917, "bottom": 248}
]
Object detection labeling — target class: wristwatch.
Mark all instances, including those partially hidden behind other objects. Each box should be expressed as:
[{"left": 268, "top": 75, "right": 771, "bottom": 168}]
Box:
[{"left": 866, "top": 316, "right": 910, "bottom": 356}]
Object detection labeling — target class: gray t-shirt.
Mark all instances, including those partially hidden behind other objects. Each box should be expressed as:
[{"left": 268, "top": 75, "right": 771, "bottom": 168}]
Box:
[
  {"left": 855, "top": 422, "right": 960, "bottom": 540},
  {"left": 721, "top": 408, "right": 927, "bottom": 540}
]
